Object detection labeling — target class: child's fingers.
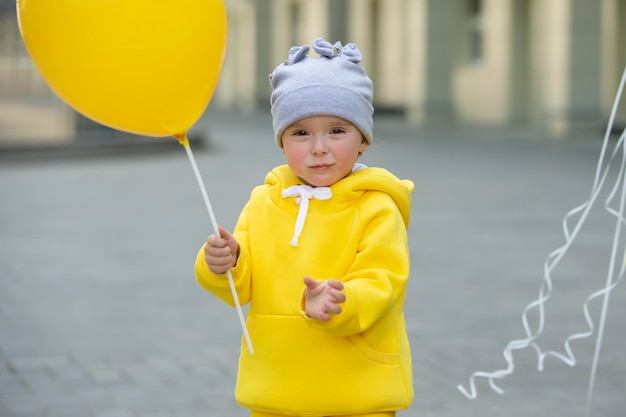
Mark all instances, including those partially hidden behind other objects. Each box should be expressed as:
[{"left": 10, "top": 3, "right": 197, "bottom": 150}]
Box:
[
  {"left": 303, "top": 277, "right": 324, "bottom": 296},
  {"left": 326, "top": 281, "right": 346, "bottom": 303},
  {"left": 324, "top": 301, "right": 342, "bottom": 315},
  {"left": 207, "top": 234, "right": 228, "bottom": 248},
  {"left": 204, "top": 236, "right": 238, "bottom": 275},
  {"left": 326, "top": 288, "right": 345, "bottom": 303},
  {"left": 204, "top": 241, "right": 232, "bottom": 258},
  {"left": 327, "top": 279, "right": 344, "bottom": 290},
  {"left": 217, "top": 225, "right": 233, "bottom": 239},
  {"left": 317, "top": 311, "right": 330, "bottom": 322}
]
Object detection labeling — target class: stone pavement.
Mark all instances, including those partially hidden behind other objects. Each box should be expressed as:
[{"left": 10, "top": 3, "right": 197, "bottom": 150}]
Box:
[{"left": 1, "top": 109, "right": 625, "bottom": 417}]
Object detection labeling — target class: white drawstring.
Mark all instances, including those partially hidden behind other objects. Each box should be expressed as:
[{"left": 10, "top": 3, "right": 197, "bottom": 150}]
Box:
[{"left": 281, "top": 185, "right": 332, "bottom": 246}]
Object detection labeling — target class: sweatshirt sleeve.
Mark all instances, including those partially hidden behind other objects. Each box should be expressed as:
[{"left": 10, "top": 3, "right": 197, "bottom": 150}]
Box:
[
  {"left": 194, "top": 202, "right": 253, "bottom": 307},
  {"left": 299, "top": 192, "right": 410, "bottom": 336}
]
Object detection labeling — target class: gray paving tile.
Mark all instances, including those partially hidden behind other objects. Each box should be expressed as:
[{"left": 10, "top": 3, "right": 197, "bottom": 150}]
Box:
[{"left": 0, "top": 109, "right": 624, "bottom": 417}]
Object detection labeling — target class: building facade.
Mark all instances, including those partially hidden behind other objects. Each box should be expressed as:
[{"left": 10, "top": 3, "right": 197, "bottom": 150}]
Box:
[
  {"left": 1, "top": 0, "right": 624, "bottom": 141},
  {"left": 218, "top": 0, "right": 626, "bottom": 135}
]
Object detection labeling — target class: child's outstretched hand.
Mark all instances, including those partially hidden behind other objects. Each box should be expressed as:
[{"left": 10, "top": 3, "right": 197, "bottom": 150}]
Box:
[
  {"left": 303, "top": 277, "right": 346, "bottom": 322},
  {"left": 204, "top": 226, "right": 239, "bottom": 275}
]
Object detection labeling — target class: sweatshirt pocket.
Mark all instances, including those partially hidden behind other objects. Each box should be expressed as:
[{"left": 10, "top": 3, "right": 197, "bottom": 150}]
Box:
[
  {"left": 240, "top": 314, "right": 256, "bottom": 355},
  {"left": 236, "top": 314, "right": 410, "bottom": 415},
  {"left": 348, "top": 334, "right": 399, "bottom": 365}
]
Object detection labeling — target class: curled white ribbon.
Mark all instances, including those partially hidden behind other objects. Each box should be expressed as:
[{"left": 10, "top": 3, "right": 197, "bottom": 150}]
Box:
[
  {"left": 282, "top": 185, "right": 332, "bottom": 247},
  {"left": 458, "top": 65, "right": 626, "bottom": 417}
]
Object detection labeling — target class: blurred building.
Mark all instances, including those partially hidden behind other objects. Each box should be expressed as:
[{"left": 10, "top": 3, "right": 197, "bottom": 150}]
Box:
[
  {"left": 0, "top": 1, "right": 74, "bottom": 144},
  {"left": 218, "top": 0, "right": 626, "bottom": 135},
  {"left": 1, "top": 0, "right": 625, "bottom": 145}
]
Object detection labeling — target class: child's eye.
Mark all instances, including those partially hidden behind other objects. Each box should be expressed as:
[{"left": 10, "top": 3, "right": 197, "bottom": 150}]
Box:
[
  {"left": 292, "top": 130, "right": 308, "bottom": 136},
  {"left": 330, "top": 128, "right": 346, "bottom": 134}
]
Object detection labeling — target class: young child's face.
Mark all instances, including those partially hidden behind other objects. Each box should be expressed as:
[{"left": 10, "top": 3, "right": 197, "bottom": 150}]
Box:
[{"left": 281, "top": 115, "right": 369, "bottom": 187}]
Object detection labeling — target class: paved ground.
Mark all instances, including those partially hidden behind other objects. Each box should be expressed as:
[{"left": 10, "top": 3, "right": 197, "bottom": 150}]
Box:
[{"left": 1, "top": 108, "right": 625, "bottom": 417}]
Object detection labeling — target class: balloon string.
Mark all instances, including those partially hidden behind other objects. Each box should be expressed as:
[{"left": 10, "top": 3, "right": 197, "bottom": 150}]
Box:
[
  {"left": 457, "top": 65, "right": 626, "bottom": 402},
  {"left": 583, "top": 67, "right": 626, "bottom": 416},
  {"left": 176, "top": 134, "right": 254, "bottom": 355}
]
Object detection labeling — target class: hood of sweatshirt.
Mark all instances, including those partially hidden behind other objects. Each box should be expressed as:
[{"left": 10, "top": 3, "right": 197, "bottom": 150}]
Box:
[{"left": 264, "top": 164, "right": 414, "bottom": 229}]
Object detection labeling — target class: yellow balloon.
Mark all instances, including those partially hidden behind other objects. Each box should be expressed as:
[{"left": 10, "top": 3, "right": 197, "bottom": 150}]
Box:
[{"left": 17, "top": 0, "right": 228, "bottom": 137}]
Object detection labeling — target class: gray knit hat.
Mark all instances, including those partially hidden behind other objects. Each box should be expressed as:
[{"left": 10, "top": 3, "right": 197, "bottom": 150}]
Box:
[{"left": 269, "top": 37, "right": 374, "bottom": 148}]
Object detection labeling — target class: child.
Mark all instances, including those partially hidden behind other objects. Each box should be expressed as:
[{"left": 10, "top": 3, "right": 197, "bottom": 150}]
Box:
[{"left": 195, "top": 37, "right": 414, "bottom": 417}]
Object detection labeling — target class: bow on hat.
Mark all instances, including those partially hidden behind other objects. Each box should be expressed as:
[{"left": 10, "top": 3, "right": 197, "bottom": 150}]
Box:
[{"left": 284, "top": 37, "right": 363, "bottom": 66}]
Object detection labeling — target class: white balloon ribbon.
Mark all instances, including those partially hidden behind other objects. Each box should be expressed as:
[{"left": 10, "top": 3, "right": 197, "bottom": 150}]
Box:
[{"left": 458, "top": 65, "right": 626, "bottom": 417}]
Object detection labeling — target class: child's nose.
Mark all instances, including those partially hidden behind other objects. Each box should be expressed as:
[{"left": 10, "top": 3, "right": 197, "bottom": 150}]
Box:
[{"left": 311, "top": 137, "right": 328, "bottom": 155}]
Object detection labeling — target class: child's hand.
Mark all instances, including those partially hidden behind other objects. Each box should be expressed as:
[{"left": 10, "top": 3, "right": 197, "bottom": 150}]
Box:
[
  {"left": 204, "top": 226, "right": 239, "bottom": 275},
  {"left": 303, "top": 277, "right": 346, "bottom": 322}
]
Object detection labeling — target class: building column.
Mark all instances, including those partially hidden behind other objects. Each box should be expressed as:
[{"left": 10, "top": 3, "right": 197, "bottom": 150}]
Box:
[
  {"left": 422, "top": 0, "right": 456, "bottom": 123},
  {"left": 568, "top": 0, "right": 602, "bottom": 128},
  {"left": 533, "top": 0, "right": 602, "bottom": 135},
  {"left": 406, "top": 0, "right": 428, "bottom": 123},
  {"left": 346, "top": 0, "right": 376, "bottom": 80},
  {"left": 533, "top": 0, "right": 571, "bottom": 135},
  {"left": 601, "top": 0, "right": 626, "bottom": 128},
  {"left": 271, "top": 0, "right": 294, "bottom": 68},
  {"left": 508, "top": 0, "right": 531, "bottom": 123},
  {"left": 298, "top": 0, "right": 329, "bottom": 43},
  {"left": 375, "top": 0, "right": 406, "bottom": 109},
  {"left": 213, "top": 0, "right": 257, "bottom": 111},
  {"left": 453, "top": 0, "right": 518, "bottom": 125}
]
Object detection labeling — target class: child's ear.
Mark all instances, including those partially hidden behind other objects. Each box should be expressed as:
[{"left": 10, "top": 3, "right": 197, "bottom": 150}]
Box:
[{"left": 359, "top": 138, "right": 370, "bottom": 154}]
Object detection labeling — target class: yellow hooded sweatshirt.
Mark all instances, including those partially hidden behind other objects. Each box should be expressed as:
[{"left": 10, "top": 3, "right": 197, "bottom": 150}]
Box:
[{"left": 195, "top": 164, "right": 414, "bottom": 416}]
